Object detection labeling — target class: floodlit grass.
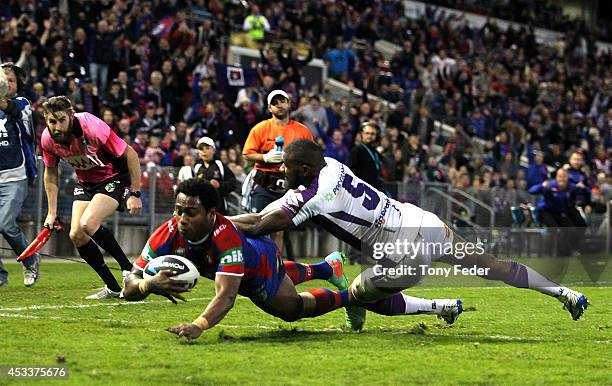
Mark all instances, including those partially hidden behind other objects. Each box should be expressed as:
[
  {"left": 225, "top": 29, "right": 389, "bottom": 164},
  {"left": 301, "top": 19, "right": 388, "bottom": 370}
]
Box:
[{"left": 1, "top": 259, "right": 610, "bottom": 385}]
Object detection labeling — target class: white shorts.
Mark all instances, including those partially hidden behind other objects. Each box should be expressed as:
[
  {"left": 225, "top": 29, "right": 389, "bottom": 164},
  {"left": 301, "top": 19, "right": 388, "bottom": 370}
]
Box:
[{"left": 351, "top": 210, "right": 454, "bottom": 302}]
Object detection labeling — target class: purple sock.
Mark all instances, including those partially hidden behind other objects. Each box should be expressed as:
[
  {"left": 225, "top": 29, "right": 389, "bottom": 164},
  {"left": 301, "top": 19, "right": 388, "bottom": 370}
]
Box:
[
  {"left": 504, "top": 261, "right": 529, "bottom": 288},
  {"left": 362, "top": 293, "right": 407, "bottom": 316}
]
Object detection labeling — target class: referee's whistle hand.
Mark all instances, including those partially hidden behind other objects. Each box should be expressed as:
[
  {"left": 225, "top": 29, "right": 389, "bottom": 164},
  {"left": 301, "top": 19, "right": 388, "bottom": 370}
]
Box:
[{"left": 127, "top": 197, "right": 142, "bottom": 214}]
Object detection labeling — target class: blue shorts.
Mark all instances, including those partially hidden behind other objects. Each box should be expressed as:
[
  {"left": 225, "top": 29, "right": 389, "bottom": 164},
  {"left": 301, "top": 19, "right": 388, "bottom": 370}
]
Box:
[{"left": 239, "top": 236, "right": 285, "bottom": 305}]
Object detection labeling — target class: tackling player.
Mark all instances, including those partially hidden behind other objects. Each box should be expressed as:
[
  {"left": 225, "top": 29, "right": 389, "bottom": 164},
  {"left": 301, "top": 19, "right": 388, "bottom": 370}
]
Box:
[
  {"left": 41, "top": 96, "right": 142, "bottom": 299},
  {"left": 123, "top": 179, "right": 463, "bottom": 341},
  {"left": 229, "top": 139, "right": 590, "bottom": 330}
]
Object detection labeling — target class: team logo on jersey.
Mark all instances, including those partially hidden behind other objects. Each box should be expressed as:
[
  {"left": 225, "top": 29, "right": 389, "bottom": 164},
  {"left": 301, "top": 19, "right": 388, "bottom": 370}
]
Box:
[
  {"left": 105, "top": 183, "right": 116, "bottom": 193},
  {"left": 324, "top": 192, "right": 335, "bottom": 202}
]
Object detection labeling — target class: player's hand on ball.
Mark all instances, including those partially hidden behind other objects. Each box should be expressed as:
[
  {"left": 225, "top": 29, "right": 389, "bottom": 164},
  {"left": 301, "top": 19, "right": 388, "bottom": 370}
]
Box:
[
  {"left": 127, "top": 196, "right": 142, "bottom": 215},
  {"left": 148, "top": 269, "right": 190, "bottom": 304},
  {"left": 166, "top": 323, "right": 202, "bottom": 342}
]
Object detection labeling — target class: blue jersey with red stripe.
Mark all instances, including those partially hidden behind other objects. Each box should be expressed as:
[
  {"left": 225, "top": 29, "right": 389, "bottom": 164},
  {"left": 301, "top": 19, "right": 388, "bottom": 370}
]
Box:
[{"left": 134, "top": 214, "right": 284, "bottom": 303}]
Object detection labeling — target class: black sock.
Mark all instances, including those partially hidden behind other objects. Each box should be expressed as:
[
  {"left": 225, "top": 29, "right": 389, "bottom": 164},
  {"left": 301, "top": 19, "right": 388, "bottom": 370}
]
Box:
[
  {"left": 91, "top": 226, "right": 132, "bottom": 271},
  {"left": 77, "top": 240, "right": 121, "bottom": 292}
]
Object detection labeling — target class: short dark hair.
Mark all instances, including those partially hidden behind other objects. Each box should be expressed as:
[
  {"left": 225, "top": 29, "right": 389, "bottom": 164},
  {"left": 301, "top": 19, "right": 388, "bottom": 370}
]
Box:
[
  {"left": 285, "top": 139, "right": 323, "bottom": 166},
  {"left": 42, "top": 96, "right": 74, "bottom": 116},
  {"left": 176, "top": 178, "right": 219, "bottom": 210}
]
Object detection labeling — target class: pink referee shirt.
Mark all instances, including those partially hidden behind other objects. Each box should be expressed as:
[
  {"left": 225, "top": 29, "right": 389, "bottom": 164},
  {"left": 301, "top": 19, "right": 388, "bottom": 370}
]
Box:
[{"left": 41, "top": 112, "right": 128, "bottom": 183}]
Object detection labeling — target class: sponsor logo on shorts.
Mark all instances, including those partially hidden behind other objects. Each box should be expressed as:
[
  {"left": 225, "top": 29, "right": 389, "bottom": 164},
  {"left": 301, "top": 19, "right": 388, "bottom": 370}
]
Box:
[
  {"left": 105, "top": 183, "right": 116, "bottom": 193},
  {"left": 122, "top": 187, "right": 130, "bottom": 199},
  {"left": 74, "top": 187, "right": 84, "bottom": 195}
]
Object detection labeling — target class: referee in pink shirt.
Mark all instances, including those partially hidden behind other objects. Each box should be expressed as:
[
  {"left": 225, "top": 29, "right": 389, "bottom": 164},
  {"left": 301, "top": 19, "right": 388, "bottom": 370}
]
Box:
[{"left": 41, "top": 96, "right": 142, "bottom": 299}]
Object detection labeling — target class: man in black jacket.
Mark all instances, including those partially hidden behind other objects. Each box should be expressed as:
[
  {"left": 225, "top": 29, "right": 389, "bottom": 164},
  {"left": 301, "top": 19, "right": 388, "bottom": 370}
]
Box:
[
  {"left": 346, "top": 122, "right": 384, "bottom": 264},
  {"left": 193, "top": 137, "right": 237, "bottom": 214},
  {"left": 347, "top": 122, "right": 384, "bottom": 191}
]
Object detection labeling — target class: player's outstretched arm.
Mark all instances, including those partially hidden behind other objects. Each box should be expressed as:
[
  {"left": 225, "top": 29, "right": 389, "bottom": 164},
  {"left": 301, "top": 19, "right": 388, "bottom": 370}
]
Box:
[
  {"left": 123, "top": 269, "right": 189, "bottom": 304},
  {"left": 166, "top": 274, "right": 241, "bottom": 342},
  {"left": 229, "top": 207, "right": 293, "bottom": 237},
  {"left": 43, "top": 166, "right": 60, "bottom": 227}
]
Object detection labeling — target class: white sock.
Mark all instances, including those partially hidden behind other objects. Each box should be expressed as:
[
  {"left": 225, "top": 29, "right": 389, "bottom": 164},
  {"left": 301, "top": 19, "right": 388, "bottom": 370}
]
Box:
[
  {"left": 403, "top": 294, "right": 443, "bottom": 315},
  {"left": 524, "top": 266, "right": 568, "bottom": 297}
]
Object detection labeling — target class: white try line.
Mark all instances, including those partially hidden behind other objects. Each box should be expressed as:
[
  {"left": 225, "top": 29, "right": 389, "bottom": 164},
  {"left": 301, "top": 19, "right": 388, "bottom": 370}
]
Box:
[
  {"left": 0, "top": 296, "right": 248, "bottom": 312},
  {"left": 0, "top": 312, "right": 135, "bottom": 325}
]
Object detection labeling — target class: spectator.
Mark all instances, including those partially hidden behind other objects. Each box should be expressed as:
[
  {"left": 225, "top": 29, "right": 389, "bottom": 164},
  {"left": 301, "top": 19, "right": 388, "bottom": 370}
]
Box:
[
  {"left": 320, "top": 129, "right": 350, "bottom": 164},
  {"left": 323, "top": 38, "right": 356, "bottom": 81},
  {"left": 0, "top": 63, "right": 40, "bottom": 287},
  {"left": 528, "top": 168, "right": 586, "bottom": 256},
  {"left": 243, "top": 4, "right": 270, "bottom": 45},
  {"left": 135, "top": 101, "right": 163, "bottom": 137},
  {"left": 525, "top": 140, "right": 549, "bottom": 189},
  {"left": 347, "top": 122, "right": 384, "bottom": 191},
  {"left": 88, "top": 19, "right": 117, "bottom": 95},
  {"left": 181, "top": 137, "right": 237, "bottom": 215},
  {"left": 291, "top": 95, "right": 329, "bottom": 136}
]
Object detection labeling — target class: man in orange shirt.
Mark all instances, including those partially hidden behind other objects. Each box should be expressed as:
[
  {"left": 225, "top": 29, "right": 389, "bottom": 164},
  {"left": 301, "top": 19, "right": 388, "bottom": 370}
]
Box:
[{"left": 243, "top": 89, "right": 313, "bottom": 255}]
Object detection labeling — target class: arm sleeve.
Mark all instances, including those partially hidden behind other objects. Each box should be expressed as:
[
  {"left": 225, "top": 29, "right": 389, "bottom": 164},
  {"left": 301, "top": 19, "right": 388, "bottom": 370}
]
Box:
[
  {"left": 243, "top": 124, "right": 263, "bottom": 155},
  {"left": 528, "top": 183, "right": 545, "bottom": 195},
  {"left": 280, "top": 184, "right": 325, "bottom": 226},
  {"left": 213, "top": 226, "right": 245, "bottom": 277},
  {"left": 103, "top": 129, "right": 129, "bottom": 157}
]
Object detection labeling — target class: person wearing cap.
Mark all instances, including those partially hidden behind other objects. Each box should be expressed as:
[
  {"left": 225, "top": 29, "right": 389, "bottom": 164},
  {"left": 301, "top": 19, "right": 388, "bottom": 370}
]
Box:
[
  {"left": 133, "top": 101, "right": 162, "bottom": 137},
  {"left": 0, "top": 62, "right": 40, "bottom": 287},
  {"left": 179, "top": 137, "right": 237, "bottom": 214},
  {"left": 242, "top": 89, "right": 313, "bottom": 254}
]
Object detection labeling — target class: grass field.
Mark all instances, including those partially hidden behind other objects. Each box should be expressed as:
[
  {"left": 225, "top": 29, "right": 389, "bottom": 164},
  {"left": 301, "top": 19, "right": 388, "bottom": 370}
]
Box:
[{"left": 1, "top": 258, "right": 610, "bottom": 385}]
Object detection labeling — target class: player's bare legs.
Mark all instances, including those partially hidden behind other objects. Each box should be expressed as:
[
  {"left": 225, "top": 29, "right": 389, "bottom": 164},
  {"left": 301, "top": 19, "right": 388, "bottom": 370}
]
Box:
[
  {"left": 439, "top": 232, "right": 589, "bottom": 320},
  {"left": 69, "top": 201, "right": 93, "bottom": 247},
  {"left": 257, "top": 275, "right": 309, "bottom": 322},
  {"left": 70, "top": 197, "right": 124, "bottom": 298},
  {"left": 79, "top": 194, "right": 133, "bottom": 272}
]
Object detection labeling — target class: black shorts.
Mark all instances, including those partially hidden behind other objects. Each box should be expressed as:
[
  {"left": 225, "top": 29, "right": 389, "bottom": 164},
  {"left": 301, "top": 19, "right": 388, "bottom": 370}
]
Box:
[{"left": 73, "top": 174, "right": 131, "bottom": 212}]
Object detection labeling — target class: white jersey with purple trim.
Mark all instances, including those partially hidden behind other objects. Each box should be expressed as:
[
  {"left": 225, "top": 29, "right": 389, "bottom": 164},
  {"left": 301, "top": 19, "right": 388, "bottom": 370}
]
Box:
[{"left": 278, "top": 157, "right": 426, "bottom": 249}]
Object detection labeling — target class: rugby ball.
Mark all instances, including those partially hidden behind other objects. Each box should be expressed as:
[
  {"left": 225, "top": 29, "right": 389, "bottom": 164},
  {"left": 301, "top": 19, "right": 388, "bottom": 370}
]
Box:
[{"left": 143, "top": 255, "right": 199, "bottom": 289}]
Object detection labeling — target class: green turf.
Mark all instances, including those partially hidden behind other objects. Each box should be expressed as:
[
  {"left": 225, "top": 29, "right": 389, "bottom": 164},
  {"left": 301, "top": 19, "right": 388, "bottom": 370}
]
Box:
[{"left": 0, "top": 259, "right": 610, "bottom": 386}]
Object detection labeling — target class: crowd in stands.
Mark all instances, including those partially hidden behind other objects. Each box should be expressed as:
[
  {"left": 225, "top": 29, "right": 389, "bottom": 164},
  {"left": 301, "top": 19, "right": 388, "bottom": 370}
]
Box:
[
  {"left": 1, "top": 1, "right": 611, "bottom": 225},
  {"left": 428, "top": 0, "right": 612, "bottom": 43}
]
